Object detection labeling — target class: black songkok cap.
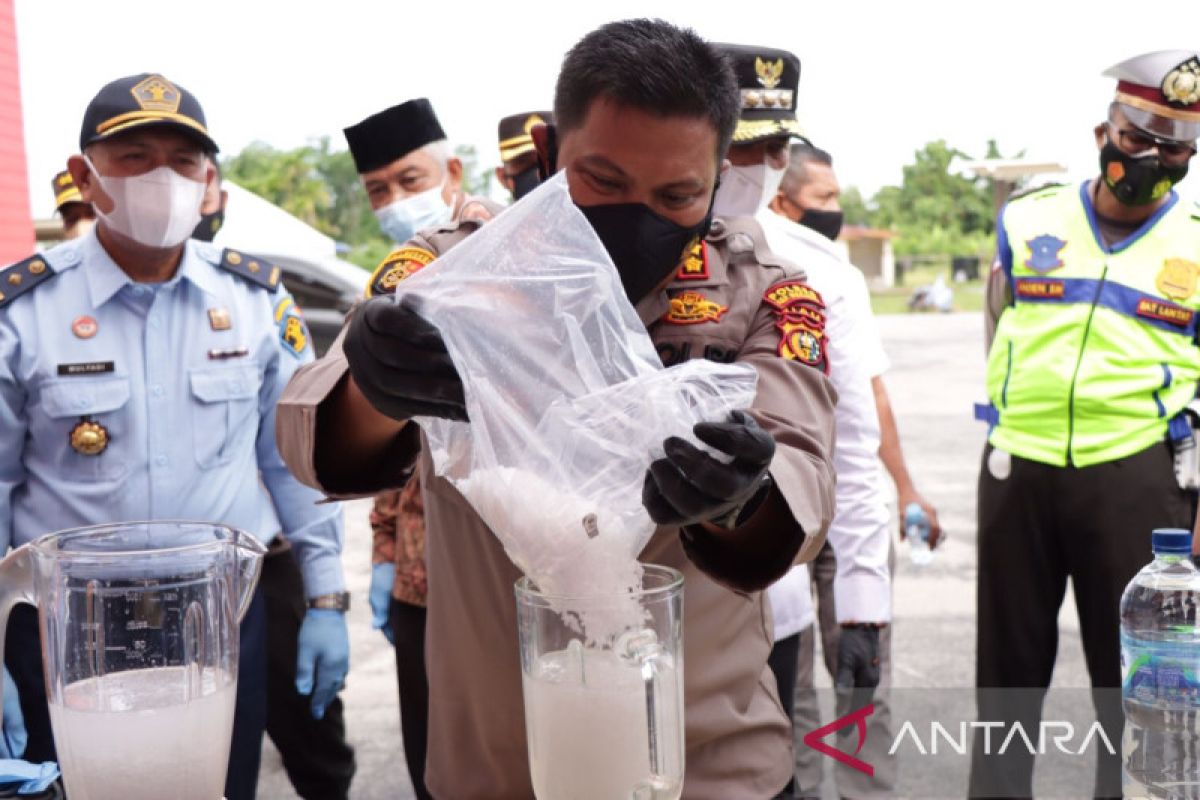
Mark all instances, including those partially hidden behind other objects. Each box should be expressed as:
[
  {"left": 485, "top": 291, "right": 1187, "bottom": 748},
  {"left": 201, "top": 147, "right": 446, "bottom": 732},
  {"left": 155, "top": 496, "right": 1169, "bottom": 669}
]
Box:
[{"left": 343, "top": 98, "right": 447, "bottom": 174}]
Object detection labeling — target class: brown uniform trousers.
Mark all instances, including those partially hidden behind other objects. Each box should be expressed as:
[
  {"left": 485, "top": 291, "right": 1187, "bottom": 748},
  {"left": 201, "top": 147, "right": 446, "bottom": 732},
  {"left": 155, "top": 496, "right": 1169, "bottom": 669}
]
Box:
[{"left": 276, "top": 214, "right": 838, "bottom": 799}]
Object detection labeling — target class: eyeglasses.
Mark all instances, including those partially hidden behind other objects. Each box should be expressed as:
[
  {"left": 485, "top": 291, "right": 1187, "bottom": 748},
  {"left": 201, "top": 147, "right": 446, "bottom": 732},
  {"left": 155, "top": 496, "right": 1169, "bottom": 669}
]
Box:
[{"left": 1107, "top": 123, "right": 1197, "bottom": 164}]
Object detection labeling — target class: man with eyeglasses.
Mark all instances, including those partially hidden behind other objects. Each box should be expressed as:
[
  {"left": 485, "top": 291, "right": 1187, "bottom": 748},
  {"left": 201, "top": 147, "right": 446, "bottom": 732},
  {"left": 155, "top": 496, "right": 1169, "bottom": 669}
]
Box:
[{"left": 972, "top": 50, "right": 1200, "bottom": 798}]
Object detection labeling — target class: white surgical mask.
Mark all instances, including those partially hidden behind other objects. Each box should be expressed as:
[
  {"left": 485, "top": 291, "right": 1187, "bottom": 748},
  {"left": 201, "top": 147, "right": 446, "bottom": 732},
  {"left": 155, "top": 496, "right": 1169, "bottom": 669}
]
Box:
[
  {"left": 83, "top": 155, "right": 206, "bottom": 249},
  {"left": 375, "top": 183, "right": 453, "bottom": 244},
  {"left": 712, "top": 161, "right": 787, "bottom": 219}
]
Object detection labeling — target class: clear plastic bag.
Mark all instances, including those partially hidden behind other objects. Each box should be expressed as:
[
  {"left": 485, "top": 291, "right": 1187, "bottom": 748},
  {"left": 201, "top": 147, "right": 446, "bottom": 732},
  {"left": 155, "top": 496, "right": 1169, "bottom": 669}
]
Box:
[{"left": 397, "top": 173, "right": 757, "bottom": 637}]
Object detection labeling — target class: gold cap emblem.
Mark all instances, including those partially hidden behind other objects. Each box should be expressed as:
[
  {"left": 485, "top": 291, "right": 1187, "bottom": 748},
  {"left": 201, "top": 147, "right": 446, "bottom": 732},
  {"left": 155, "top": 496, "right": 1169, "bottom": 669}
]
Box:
[
  {"left": 70, "top": 419, "right": 109, "bottom": 456},
  {"left": 1163, "top": 58, "right": 1200, "bottom": 106},
  {"left": 524, "top": 114, "right": 545, "bottom": 134},
  {"left": 130, "top": 74, "right": 182, "bottom": 113},
  {"left": 755, "top": 57, "right": 784, "bottom": 89}
]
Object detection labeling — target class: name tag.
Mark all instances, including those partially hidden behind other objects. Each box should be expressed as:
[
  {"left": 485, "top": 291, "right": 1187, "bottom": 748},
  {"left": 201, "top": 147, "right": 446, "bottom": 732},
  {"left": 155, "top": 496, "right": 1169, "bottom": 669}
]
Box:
[
  {"left": 57, "top": 361, "right": 115, "bottom": 376},
  {"left": 1015, "top": 279, "right": 1065, "bottom": 299},
  {"left": 1137, "top": 297, "right": 1195, "bottom": 328}
]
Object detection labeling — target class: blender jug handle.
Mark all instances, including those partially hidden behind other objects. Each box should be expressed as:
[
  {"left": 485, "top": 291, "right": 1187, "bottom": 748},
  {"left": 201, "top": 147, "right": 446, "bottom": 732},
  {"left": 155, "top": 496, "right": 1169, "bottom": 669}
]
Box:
[
  {"left": 0, "top": 546, "right": 36, "bottom": 722},
  {"left": 233, "top": 532, "right": 267, "bottom": 623},
  {"left": 619, "top": 629, "right": 674, "bottom": 795}
]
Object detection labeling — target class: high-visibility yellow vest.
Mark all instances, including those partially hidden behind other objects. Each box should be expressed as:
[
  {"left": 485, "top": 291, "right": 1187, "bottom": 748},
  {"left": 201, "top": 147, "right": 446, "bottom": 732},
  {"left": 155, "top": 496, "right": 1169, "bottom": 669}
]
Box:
[{"left": 987, "top": 182, "right": 1200, "bottom": 467}]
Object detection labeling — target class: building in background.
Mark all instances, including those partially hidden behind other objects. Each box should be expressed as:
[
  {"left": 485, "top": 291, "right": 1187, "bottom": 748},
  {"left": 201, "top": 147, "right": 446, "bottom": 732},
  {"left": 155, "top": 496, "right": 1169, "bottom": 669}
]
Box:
[{"left": 0, "top": 0, "right": 33, "bottom": 261}]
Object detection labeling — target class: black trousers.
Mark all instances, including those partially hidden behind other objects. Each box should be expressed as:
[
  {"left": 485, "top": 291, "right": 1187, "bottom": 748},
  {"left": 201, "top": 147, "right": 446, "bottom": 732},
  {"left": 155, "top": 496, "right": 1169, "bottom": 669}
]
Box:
[
  {"left": 970, "top": 441, "right": 1195, "bottom": 799},
  {"left": 390, "top": 598, "right": 433, "bottom": 800},
  {"left": 767, "top": 633, "right": 801, "bottom": 799},
  {"left": 262, "top": 546, "right": 356, "bottom": 800}
]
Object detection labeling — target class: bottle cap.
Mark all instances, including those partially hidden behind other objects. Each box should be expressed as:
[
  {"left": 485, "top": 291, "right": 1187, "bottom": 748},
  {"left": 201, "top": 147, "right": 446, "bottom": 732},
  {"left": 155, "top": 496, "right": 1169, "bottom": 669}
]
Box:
[{"left": 1151, "top": 528, "right": 1192, "bottom": 555}]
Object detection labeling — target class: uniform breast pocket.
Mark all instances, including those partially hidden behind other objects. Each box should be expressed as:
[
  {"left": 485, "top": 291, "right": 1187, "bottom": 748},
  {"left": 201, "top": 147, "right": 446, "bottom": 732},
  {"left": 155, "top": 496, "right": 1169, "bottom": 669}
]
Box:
[
  {"left": 188, "top": 365, "right": 263, "bottom": 469},
  {"left": 36, "top": 376, "right": 132, "bottom": 482}
]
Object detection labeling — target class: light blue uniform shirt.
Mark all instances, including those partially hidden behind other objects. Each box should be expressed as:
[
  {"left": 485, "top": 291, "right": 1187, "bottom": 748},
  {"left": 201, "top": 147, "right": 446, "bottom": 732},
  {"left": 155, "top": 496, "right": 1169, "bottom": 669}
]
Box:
[{"left": 0, "top": 229, "right": 344, "bottom": 596}]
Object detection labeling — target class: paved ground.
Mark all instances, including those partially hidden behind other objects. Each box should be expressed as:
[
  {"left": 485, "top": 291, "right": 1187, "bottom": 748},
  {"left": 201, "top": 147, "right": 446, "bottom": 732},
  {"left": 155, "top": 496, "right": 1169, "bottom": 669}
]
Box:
[{"left": 257, "top": 311, "right": 1094, "bottom": 798}]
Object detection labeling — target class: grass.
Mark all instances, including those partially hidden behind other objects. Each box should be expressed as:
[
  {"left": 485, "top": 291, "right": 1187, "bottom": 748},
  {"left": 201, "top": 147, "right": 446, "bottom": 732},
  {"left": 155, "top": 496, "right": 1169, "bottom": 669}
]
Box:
[{"left": 870, "top": 260, "right": 986, "bottom": 315}]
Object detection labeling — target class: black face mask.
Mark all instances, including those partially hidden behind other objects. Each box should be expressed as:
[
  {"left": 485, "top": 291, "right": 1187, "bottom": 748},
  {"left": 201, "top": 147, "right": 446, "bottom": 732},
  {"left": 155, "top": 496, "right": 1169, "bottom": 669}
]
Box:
[
  {"left": 192, "top": 208, "right": 225, "bottom": 242},
  {"left": 800, "top": 208, "right": 844, "bottom": 242},
  {"left": 510, "top": 165, "right": 541, "bottom": 201},
  {"left": 1100, "top": 140, "right": 1189, "bottom": 206},
  {"left": 579, "top": 201, "right": 714, "bottom": 304}
]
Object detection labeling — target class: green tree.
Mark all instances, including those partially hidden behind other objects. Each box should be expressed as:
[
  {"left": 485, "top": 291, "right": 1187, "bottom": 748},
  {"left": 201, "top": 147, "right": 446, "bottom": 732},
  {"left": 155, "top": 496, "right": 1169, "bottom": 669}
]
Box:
[
  {"left": 455, "top": 144, "right": 493, "bottom": 199},
  {"left": 221, "top": 142, "right": 332, "bottom": 233},
  {"left": 839, "top": 185, "right": 871, "bottom": 226},
  {"left": 864, "top": 139, "right": 1000, "bottom": 258}
]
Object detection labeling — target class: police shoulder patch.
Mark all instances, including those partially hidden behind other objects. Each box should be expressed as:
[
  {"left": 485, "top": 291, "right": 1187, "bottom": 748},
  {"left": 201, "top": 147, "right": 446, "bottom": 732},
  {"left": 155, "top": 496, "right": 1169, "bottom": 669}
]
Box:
[
  {"left": 218, "top": 249, "right": 281, "bottom": 291},
  {"left": 763, "top": 280, "right": 828, "bottom": 372},
  {"left": 368, "top": 247, "right": 435, "bottom": 297},
  {"left": 273, "top": 297, "right": 310, "bottom": 357},
  {"left": 0, "top": 254, "right": 58, "bottom": 309}
]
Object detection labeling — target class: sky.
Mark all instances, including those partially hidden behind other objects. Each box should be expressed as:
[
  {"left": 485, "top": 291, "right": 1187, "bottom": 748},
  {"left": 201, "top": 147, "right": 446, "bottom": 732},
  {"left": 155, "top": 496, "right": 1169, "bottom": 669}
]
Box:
[{"left": 13, "top": 0, "right": 1200, "bottom": 216}]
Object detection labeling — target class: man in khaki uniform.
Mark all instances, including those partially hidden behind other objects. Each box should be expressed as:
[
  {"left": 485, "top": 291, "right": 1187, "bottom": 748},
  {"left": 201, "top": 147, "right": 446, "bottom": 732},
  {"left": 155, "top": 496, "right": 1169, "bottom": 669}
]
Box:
[{"left": 277, "top": 19, "right": 836, "bottom": 799}]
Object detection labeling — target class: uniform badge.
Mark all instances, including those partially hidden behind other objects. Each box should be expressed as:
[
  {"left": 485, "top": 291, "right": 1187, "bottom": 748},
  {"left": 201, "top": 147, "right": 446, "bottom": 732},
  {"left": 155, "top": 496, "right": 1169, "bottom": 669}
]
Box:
[
  {"left": 69, "top": 419, "right": 109, "bottom": 456},
  {"left": 72, "top": 315, "right": 98, "bottom": 339},
  {"left": 368, "top": 247, "right": 435, "bottom": 297},
  {"left": 208, "top": 307, "right": 232, "bottom": 331},
  {"left": 763, "top": 280, "right": 829, "bottom": 373},
  {"left": 274, "top": 297, "right": 310, "bottom": 357},
  {"left": 663, "top": 291, "right": 728, "bottom": 325},
  {"left": 776, "top": 318, "right": 828, "bottom": 371},
  {"left": 1162, "top": 57, "right": 1200, "bottom": 106},
  {"left": 1023, "top": 235, "right": 1066, "bottom": 274},
  {"left": 131, "top": 74, "right": 182, "bottom": 113},
  {"left": 1156, "top": 258, "right": 1200, "bottom": 301},
  {"left": 755, "top": 56, "right": 784, "bottom": 88},
  {"left": 676, "top": 241, "right": 709, "bottom": 281}
]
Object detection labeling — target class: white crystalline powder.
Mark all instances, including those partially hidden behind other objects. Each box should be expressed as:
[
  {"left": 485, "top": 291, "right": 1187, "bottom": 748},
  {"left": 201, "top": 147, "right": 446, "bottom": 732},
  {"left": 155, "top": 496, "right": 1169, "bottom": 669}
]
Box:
[{"left": 455, "top": 466, "right": 649, "bottom": 643}]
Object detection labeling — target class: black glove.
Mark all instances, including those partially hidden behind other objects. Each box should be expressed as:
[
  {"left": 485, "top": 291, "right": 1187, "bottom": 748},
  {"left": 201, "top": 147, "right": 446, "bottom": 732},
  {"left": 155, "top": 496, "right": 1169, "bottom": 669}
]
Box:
[
  {"left": 835, "top": 624, "right": 881, "bottom": 716},
  {"left": 342, "top": 295, "right": 467, "bottom": 422},
  {"left": 642, "top": 410, "right": 775, "bottom": 527}
]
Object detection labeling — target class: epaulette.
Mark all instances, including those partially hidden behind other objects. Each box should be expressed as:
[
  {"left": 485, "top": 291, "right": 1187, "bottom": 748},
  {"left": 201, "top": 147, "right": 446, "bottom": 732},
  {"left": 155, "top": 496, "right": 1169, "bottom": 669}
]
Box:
[
  {"left": 217, "top": 248, "right": 281, "bottom": 291},
  {"left": 0, "top": 254, "right": 57, "bottom": 309},
  {"left": 710, "top": 216, "right": 806, "bottom": 279},
  {"left": 367, "top": 245, "right": 437, "bottom": 297},
  {"left": 1008, "top": 182, "right": 1066, "bottom": 203}
]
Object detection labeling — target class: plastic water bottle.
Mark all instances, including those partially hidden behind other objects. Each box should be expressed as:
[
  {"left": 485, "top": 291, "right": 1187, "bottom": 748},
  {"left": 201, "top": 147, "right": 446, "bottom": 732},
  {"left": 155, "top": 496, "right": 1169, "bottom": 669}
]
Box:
[
  {"left": 905, "top": 503, "right": 933, "bottom": 566},
  {"left": 1119, "top": 528, "right": 1200, "bottom": 798}
]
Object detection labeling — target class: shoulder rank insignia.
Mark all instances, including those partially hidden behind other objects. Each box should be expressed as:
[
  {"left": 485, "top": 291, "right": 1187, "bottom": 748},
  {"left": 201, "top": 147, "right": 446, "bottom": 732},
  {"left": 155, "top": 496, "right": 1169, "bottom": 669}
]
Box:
[
  {"left": 274, "top": 297, "right": 310, "bottom": 358},
  {"left": 1023, "top": 235, "right": 1067, "bottom": 274},
  {"left": 368, "top": 247, "right": 435, "bottom": 297},
  {"left": 0, "top": 255, "right": 57, "bottom": 309},
  {"left": 218, "top": 249, "right": 281, "bottom": 291},
  {"left": 763, "top": 280, "right": 828, "bottom": 373},
  {"left": 675, "top": 240, "right": 710, "bottom": 281},
  {"left": 663, "top": 291, "right": 728, "bottom": 325}
]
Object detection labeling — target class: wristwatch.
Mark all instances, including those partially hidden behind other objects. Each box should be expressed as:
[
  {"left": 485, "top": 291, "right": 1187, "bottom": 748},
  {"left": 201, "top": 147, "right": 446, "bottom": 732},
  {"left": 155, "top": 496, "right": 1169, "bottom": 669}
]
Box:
[{"left": 307, "top": 592, "right": 351, "bottom": 612}]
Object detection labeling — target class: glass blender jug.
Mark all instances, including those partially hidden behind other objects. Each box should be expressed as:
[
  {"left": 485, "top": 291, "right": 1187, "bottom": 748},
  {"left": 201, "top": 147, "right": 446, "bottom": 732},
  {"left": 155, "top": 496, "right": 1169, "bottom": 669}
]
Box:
[
  {"left": 516, "top": 564, "right": 685, "bottom": 800},
  {"left": 0, "top": 521, "right": 265, "bottom": 800}
]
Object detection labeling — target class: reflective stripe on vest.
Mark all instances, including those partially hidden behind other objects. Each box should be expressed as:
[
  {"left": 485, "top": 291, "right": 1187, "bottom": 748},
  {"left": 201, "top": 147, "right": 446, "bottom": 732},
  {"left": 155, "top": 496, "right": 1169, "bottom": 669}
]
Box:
[{"left": 987, "top": 182, "right": 1200, "bottom": 468}]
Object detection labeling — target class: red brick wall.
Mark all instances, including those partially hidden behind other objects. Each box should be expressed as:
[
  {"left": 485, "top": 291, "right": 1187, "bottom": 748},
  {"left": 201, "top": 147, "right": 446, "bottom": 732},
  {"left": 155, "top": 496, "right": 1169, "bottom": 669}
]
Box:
[{"left": 0, "top": 0, "right": 32, "bottom": 262}]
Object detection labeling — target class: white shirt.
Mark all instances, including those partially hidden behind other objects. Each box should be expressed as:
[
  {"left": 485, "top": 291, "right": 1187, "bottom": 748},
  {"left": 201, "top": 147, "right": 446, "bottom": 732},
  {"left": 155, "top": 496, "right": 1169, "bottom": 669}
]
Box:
[{"left": 756, "top": 209, "right": 893, "bottom": 638}]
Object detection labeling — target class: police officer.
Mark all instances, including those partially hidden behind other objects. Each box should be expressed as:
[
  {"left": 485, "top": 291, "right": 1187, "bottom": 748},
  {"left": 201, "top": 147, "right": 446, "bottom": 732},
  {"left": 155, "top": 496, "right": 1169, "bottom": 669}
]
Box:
[
  {"left": 278, "top": 19, "right": 838, "bottom": 799},
  {"left": 973, "top": 51, "right": 1200, "bottom": 798},
  {"left": 49, "top": 170, "right": 94, "bottom": 240},
  {"left": 343, "top": 96, "right": 500, "bottom": 800},
  {"left": 495, "top": 110, "right": 553, "bottom": 201},
  {"left": 0, "top": 74, "right": 350, "bottom": 800},
  {"left": 710, "top": 44, "right": 897, "bottom": 797}
]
